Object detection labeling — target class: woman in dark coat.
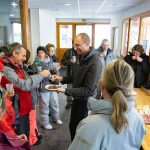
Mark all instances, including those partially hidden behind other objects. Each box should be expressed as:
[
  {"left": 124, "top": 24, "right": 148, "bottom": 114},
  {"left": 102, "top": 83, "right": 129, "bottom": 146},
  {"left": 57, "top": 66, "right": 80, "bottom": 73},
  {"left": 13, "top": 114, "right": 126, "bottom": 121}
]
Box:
[{"left": 124, "top": 44, "right": 150, "bottom": 87}]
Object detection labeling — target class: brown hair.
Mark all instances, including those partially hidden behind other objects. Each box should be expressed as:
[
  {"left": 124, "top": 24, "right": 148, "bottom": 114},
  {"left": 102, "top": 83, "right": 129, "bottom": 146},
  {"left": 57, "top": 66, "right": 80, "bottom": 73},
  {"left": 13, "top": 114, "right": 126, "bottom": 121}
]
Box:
[
  {"left": 132, "top": 44, "right": 144, "bottom": 54},
  {"left": 45, "top": 43, "right": 55, "bottom": 52},
  {"left": 102, "top": 60, "right": 134, "bottom": 133}
]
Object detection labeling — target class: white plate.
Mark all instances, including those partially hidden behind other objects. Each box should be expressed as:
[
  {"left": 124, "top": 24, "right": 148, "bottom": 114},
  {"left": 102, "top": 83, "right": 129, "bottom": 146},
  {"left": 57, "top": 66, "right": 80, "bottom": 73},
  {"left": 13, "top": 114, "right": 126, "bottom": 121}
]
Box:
[
  {"left": 131, "top": 90, "right": 137, "bottom": 96},
  {"left": 45, "top": 85, "right": 62, "bottom": 91}
]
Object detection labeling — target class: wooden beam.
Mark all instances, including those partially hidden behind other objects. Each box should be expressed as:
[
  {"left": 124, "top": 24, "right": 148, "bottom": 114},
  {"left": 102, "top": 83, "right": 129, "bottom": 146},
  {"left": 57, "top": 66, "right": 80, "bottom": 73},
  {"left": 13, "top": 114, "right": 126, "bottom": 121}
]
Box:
[
  {"left": 138, "top": 17, "right": 142, "bottom": 44},
  {"left": 127, "top": 18, "right": 131, "bottom": 53},
  {"left": 20, "top": 0, "right": 30, "bottom": 49}
]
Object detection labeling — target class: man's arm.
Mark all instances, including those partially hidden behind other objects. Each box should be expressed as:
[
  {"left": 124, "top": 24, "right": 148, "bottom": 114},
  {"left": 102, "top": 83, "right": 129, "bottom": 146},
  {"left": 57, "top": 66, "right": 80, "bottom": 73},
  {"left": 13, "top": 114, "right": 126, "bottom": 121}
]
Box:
[{"left": 2, "top": 66, "right": 46, "bottom": 91}]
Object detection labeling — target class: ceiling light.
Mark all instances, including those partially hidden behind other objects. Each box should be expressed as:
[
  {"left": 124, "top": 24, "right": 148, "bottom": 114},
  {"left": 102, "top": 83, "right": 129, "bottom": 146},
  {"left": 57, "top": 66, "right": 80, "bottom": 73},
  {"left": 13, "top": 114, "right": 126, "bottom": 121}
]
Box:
[
  {"left": 64, "top": 3, "right": 71, "bottom": 6},
  {"left": 9, "top": 14, "right": 14, "bottom": 17},
  {"left": 11, "top": 1, "right": 18, "bottom": 7}
]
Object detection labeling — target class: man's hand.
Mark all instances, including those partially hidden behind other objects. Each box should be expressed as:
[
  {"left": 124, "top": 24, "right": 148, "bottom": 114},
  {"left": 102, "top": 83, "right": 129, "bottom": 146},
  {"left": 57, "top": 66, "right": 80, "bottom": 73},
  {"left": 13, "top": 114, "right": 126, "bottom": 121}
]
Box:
[
  {"left": 57, "top": 87, "right": 65, "bottom": 93},
  {"left": 50, "top": 75, "right": 63, "bottom": 82},
  {"left": 17, "top": 134, "right": 27, "bottom": 140},
  {"left": 39, "top": 70, "right": 50, "bottom": 77}
]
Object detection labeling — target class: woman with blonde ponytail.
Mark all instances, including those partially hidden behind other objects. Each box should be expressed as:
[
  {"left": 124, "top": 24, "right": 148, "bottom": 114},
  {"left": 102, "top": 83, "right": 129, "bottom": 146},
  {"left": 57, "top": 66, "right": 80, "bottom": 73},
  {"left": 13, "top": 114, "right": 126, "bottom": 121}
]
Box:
[{"left": 69, "top": 60, "right": 145, "bottom": 150}]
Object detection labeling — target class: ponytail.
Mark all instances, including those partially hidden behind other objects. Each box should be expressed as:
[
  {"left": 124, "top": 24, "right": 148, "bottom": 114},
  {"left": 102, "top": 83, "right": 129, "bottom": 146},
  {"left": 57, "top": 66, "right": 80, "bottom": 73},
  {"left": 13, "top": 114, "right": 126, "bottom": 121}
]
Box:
[{"left": 111, "top": 89, "right": 128, "bottom": 134}]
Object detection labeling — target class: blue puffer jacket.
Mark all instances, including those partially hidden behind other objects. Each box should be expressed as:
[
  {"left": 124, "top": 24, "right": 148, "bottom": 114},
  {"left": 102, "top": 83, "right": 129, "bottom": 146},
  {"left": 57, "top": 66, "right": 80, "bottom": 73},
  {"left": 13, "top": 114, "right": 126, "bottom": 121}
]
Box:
[{"left": 96, "top": 46, "right": 116, "bottom": 70}]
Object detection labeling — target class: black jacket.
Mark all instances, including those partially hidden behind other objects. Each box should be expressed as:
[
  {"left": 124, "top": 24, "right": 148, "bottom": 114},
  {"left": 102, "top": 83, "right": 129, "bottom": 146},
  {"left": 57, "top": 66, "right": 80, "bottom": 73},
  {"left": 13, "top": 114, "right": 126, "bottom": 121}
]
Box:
[
  {"left": 62, "top": 48, "right": 102, "bottom": 102},
  {"left": 61, "top": 48, "right": 77, "bottom": 76},
  {"left": 124, "top": 52, "right": 150, "bottom": 87}
]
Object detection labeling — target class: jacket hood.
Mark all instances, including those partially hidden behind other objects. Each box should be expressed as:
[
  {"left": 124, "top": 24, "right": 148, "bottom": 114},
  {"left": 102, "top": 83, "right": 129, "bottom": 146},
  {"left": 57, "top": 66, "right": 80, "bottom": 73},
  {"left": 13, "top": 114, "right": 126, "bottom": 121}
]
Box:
[
  {"left": 88, "top": 96, "right": 136, "bottom": 115},
  {"left": 81, "top": 47, "right": 97, "bottom": 60},
  {"left": 97, "top": 46, "right": 112, "bottom": 54}
]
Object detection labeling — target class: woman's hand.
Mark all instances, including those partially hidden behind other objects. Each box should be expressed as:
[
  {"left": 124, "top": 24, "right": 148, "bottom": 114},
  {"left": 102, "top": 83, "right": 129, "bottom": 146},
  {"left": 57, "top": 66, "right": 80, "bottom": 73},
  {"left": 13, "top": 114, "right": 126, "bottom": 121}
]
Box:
[
  {"left": 136, "top": 56, "right": 143, "bottom": 62},
  {"left": 6, "top": 89, "right": 15, "bottom": 97}
]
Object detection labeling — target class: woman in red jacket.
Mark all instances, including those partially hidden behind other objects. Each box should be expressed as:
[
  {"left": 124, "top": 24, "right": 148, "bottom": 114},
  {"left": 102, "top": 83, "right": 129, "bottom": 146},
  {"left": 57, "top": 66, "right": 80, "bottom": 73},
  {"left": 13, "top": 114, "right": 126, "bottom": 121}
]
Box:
[{"left": 0, "top": 81, "right": 30, "bottom": 149}]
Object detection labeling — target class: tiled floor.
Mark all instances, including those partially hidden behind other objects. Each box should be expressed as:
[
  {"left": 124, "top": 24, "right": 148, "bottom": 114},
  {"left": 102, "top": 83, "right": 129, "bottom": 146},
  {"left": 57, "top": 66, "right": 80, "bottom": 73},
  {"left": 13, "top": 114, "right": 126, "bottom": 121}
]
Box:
[{"left": 32, "top": 67, "right": 71, "bottom": 150}]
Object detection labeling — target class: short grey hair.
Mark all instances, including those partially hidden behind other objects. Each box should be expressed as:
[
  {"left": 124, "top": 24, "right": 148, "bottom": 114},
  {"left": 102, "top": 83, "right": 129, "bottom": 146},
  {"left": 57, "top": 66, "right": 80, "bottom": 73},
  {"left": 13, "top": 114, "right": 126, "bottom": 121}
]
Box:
[
  {"left": 101, "top": 39, "right": 110, "bottom": 46},
  {"left": 76, "top": 33, "right": 90, "bottom": 45},
  {"left": 8, "top": 42, "right": 25, "bottom": 56}
]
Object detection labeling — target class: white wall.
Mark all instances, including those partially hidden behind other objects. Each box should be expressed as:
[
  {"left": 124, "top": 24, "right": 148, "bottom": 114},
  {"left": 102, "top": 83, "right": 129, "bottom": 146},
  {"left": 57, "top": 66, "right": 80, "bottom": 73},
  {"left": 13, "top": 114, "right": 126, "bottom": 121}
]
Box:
[
  {"left": 30, "top": 8, "right": 40, "bottom": 61},
  {"left": 110, "top": 0, "right": 150, "bottom": 56},
  {"left": 30, "top": 9, "right": 56, "bottom": 61},
  {"left": 39, "top": 9, "right": 56, "bottom": 46},
  {"left": 0, "top": 13, "right": 12, "bottom": 45}
]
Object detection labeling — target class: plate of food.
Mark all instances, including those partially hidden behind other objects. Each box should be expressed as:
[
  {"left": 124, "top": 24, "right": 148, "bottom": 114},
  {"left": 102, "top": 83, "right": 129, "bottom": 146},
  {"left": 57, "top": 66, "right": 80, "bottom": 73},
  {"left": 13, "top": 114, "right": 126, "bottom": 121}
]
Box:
[
  {"left": 45, "top": 84, "right": 62, "bottom": 91},
  {"left": 137, "top": 105, "right": 150, "bottom": 124}
]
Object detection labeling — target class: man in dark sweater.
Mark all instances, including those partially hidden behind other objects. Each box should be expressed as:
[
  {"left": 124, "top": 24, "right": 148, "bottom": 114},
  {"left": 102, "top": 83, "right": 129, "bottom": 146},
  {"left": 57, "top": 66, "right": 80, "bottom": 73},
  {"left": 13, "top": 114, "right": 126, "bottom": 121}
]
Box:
[{"left": 52, "top": 33, "right": 102, "bottom": 141}]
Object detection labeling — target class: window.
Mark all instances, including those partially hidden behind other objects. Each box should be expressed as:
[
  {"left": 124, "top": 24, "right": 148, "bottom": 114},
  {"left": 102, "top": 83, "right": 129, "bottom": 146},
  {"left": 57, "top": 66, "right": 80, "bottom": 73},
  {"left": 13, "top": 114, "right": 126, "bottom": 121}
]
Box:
[
  {"left": 113, "top": 27, "right": 119, "bottom": 54},
  {"left": 128, "top": 18, "right": 140, "bottom": 51},
  {"left": 12, "top": 23, "right": 22, "bottom": 43},
  {"left": 76, "top": 25, "right": 92, "bottom": 46},
  {"left": 140, "top": 17, "right": 150, "bottom": 55},
  {"left": 60, "top": 25, "right": 72, "bottom": 48},
  {"left": 94, "top": 24, "right": 111, "bottom": 49}
]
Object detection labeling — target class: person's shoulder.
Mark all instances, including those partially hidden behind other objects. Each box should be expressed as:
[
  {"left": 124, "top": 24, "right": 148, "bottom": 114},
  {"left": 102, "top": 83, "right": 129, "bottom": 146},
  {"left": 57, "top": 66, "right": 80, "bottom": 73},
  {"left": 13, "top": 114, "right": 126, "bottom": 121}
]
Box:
[
  {"left": 141, "top": 53, "right": 149, "bottom": 59},
  {"left": 76, "top": 115, "right": 110, "bottom": 144},
  {"left": 78, "top": 115, "right": 110, "bottom": 134}
]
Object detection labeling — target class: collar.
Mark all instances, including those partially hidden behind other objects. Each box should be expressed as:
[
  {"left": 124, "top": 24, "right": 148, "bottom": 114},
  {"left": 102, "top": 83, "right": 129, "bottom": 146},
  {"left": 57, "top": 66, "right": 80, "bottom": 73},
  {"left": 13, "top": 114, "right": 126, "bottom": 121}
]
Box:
[
  {"left": 79, "top": 47, "right": 95, "bottom": 61},
  {"left": 88, "top": 96, "right": 136, "bottom": 115}
]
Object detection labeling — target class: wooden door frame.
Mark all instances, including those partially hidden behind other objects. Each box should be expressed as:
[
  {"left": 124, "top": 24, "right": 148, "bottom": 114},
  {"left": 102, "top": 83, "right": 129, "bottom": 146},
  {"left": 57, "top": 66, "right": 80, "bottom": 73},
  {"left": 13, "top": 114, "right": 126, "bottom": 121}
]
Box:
[{"left": 56, "top": 22, "right": 111, "bottom": 63}]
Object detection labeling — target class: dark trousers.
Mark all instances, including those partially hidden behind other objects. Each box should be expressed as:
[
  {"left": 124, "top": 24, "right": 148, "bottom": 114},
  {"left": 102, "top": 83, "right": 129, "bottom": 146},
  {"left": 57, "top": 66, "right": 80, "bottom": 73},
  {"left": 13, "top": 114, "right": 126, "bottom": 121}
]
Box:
[
  {"left": 66, "top": 84, "right": 72, "bottom": 104},
  {"left": 69, "top": 100, "right": 88, "bottom": 141},
  {"left": 16, "top": 114, "right": 30, "bottom": 139}
]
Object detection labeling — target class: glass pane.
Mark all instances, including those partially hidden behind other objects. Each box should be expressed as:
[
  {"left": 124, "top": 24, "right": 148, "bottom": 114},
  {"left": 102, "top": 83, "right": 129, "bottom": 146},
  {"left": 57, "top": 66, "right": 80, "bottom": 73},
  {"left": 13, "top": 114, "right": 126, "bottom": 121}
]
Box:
[
  {"left": 76, "top": 25, "right": 92, "bottom": 46},
  {"left": 12, "top": 23, "right": 22, "bottom": 43},
  {"left": 121, "top": 20, "right": 129, "bottom": 56},
  {"left": 94, "top": 24, "right": 111, "bottom": 49},
  {"left": 0, "top": 0, "right": 21, "bottom": 46},
  {"left": 140, "top": 17, "right": 150, "bottom": 56},
  {"left": 60, "top": 25, "right": 72, "bottom": 48},
  {"left": 128, "top": 18, "right": 140, "bottom": 51}
]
